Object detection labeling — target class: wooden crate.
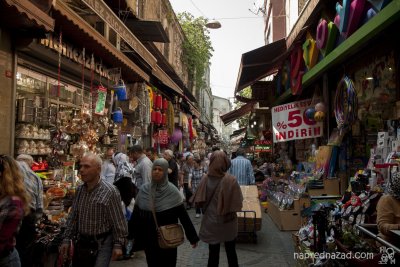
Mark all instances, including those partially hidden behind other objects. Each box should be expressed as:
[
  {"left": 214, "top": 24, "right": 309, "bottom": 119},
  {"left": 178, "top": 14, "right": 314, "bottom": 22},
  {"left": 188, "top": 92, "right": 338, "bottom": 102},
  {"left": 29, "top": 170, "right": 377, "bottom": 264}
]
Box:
[
  {"left": 237, "top": 199, "right": 262, "bottom": 231},
  {"left": 308, "top": 179, "right": 340, "bottom": 196}
]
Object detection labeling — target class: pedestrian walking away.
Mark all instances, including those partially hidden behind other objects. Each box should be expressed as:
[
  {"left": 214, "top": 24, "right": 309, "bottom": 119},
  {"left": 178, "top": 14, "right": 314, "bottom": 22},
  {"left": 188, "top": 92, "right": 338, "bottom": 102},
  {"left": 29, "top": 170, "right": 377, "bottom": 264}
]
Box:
[
  {"left": 192, "top": 150, "right": 243, "bottom": 267},
  {"left": 228, "top": 148, "right": 255, "bottom": 186}
]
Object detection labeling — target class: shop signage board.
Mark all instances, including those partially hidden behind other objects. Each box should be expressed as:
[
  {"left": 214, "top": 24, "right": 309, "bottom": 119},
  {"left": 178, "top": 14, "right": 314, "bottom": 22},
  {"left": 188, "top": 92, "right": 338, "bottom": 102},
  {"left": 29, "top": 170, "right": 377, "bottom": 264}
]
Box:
[
  {"left": 272, "top": 99, "right": 323, "bottom": 143},
  {"left": 254, "top": 140, "right": 272, "bottom": 152}
]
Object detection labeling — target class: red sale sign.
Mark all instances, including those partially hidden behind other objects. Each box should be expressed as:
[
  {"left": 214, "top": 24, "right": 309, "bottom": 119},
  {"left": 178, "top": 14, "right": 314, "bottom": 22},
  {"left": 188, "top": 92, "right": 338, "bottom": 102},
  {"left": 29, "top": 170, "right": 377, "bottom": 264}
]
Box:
[{"left": 272, "top": 99, "right": 323, "bottom": 143}]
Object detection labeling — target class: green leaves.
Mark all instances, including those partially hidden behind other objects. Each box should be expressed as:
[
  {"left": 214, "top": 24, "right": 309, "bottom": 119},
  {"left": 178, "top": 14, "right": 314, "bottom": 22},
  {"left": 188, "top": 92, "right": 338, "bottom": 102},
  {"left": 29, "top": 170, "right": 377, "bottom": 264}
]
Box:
[{"left": 177, "top": 12, "right": 214, "bottom": 89}]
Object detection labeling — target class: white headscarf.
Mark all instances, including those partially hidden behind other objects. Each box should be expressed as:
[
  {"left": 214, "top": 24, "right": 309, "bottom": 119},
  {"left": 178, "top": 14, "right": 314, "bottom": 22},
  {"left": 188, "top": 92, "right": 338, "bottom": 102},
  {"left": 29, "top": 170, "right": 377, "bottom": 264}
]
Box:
[{"left": 112, "top": 152, "right": 134, "bottom": 183}]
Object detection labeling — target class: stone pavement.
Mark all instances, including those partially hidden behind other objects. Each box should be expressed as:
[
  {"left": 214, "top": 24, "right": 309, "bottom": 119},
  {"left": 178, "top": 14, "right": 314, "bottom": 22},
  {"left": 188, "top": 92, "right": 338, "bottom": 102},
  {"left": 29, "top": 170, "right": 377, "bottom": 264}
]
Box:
[{"left": 111, "top": 207, "right": 296, "bottom": 267}]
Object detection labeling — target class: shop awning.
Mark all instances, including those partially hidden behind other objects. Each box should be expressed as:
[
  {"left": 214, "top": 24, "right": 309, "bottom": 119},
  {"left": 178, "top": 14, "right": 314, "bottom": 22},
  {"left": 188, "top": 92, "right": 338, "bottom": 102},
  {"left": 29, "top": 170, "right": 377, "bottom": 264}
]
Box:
[
  {"left": 53, "top": 0, "right": 150, "bottom": 82},
  {"left": 2, "top": 0, "right": 54, "bottom": 32},
  {"left": 230, "top": 128, "right": 247, "bottom": 138},
  {"left": 235, "top": 38, "right": 287, "bottom": 94},
  {"left": 125, "top": 19, "right": 169, "bottom": 43},
  {"left": 220, "top": 102, "right": 255, "bottom": 126}
]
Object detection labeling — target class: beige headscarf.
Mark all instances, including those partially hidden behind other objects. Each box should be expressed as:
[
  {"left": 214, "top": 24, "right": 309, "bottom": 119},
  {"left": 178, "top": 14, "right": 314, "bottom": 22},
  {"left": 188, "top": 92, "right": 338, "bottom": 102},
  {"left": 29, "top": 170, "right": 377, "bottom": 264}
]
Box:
[{"left": 192, "top": 151, "right": 243, "bottom": 215}]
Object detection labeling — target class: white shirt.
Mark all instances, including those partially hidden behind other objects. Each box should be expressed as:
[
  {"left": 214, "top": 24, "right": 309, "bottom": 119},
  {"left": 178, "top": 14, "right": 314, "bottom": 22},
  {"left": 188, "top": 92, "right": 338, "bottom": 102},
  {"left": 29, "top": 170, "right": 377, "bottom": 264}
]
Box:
[{"left": 101, "top": 159, "right": 116, "bottom": 184}]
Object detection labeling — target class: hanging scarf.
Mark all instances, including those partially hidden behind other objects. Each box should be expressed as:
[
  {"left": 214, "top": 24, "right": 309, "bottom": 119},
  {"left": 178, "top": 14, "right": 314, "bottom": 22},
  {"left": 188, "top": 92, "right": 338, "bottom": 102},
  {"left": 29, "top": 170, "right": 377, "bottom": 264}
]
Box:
[
  {"left": 388, "top": 171, "right": 400, "bottom": 199},
  {"left": 112, "top": 152, "right": 134, "bottom": 183},
  {"left": 136, "top": 158, "right": 182, "bottom": 212}
]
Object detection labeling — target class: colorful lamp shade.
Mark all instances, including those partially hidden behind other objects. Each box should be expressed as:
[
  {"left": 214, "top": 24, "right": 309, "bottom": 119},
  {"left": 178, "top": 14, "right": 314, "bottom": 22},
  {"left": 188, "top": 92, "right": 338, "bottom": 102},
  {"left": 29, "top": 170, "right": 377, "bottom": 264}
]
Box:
[
  {"left": 162, "top": 98, "right": 168, "bottom": 111},
  {"left": 162, "top": 113, "right": 167, "bottom": 125},
  {"left": 170, "top": 128, "right": 183, "bottom": 143},
  {"left": 155, "top": 111, "right": 162, "bottom": 125},
  {"left": 155, "top": 94, "right": 162, "bottom": 110},
  {"left": 151, "top": 110, "right": 156, "bottom": 123}
]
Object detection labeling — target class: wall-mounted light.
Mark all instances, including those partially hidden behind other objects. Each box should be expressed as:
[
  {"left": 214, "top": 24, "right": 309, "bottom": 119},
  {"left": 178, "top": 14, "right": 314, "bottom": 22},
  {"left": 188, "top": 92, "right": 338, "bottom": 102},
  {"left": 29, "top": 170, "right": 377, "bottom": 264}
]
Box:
[{"left": 366, "top": 77, "right": 374, "bottom": 80}]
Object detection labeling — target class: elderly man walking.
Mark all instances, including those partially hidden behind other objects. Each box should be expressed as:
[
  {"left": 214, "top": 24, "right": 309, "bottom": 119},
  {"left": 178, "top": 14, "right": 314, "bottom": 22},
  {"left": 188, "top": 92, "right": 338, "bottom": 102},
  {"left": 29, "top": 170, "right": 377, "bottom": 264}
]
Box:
[
  {"left": 228, "top": 148, "right": 255, "bottom": 185},
  {"left": 59, "top": 153, "right": 128, "bottom": 267}
]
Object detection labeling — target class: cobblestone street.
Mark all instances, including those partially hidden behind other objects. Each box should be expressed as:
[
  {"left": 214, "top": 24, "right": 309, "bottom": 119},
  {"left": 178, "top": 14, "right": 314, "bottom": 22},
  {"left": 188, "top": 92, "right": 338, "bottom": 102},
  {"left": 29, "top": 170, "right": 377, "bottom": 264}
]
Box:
[{"left": 111, "top": 208, "right": 295, "bottom": 267}]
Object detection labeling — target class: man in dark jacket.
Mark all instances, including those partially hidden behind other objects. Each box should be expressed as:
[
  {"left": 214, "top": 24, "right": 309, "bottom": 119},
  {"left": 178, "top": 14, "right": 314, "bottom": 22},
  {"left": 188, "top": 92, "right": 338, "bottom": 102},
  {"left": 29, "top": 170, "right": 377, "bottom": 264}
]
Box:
[{"left": 162, "top": 149, "right": 179, "bottom": 188}]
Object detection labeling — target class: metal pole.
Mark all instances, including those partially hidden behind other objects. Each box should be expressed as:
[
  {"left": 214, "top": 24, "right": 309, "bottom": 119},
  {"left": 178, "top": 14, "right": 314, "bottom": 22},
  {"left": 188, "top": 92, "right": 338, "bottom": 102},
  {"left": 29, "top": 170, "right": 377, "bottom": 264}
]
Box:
[{"left": 356, "top": 224, "right": 400, "bottom": 253}]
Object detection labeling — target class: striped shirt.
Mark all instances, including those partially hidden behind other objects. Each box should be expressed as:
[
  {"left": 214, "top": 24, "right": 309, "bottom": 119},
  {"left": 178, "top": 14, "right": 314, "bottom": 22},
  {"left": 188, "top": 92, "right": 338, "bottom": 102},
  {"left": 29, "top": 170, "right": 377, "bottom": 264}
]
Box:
[
  {"left": 63, "top": 180, "right": 128, "bottom": 246},
  {"left": 228, "top": 156, "right": 255, "bottom": 185}
]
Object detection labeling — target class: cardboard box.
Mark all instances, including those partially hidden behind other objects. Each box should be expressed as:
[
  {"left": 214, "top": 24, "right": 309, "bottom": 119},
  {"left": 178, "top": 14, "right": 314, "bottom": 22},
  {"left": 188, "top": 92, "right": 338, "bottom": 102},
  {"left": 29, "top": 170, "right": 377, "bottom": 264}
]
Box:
[
  {"left": 267, "top": 198, "right": 310, "bottom": 231},
  {"left": 267, "top": 201, "right": 301, "bottom": 231},
  {"left": 240, "top": 185, "right": 259, "bottom": 199},
  {"left": 308, "top": 179, "right": 340, "bottom": 196}
]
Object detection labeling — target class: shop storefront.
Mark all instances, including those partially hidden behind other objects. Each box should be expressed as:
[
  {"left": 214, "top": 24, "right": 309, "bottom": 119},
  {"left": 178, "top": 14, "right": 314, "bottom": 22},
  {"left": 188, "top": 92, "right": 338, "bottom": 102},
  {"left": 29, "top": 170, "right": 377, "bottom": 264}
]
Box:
[{"left": 237, "top": 0, "right": 400, "bottom": 264}]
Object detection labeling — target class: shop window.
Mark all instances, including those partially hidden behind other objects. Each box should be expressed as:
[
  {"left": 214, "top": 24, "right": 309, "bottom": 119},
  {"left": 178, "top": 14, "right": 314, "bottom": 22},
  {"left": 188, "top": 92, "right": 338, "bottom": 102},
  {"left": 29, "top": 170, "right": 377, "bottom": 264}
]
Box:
[
  {"left": 95, "top": 21, "right": 105, "bottom": 35},
  {"left": 354, "top": 51, "right": 397, "bottom": 130},
  {"left": 108, "top": 27, "right": 117, "bottom": 47}
]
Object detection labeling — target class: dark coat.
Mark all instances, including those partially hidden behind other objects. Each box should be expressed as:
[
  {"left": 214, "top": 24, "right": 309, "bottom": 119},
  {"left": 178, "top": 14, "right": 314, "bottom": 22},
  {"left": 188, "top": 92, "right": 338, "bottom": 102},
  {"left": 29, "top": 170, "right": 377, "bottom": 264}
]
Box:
[{"left": 129, "top": 203, "right": 199, "bottom": 267}]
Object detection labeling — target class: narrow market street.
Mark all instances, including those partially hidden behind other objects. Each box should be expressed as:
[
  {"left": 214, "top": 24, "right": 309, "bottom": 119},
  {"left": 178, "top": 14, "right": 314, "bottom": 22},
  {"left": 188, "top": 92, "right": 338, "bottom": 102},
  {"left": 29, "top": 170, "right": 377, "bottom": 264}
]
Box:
[{"left": 111, "top": 208, "right": 295, "bottom": 267}]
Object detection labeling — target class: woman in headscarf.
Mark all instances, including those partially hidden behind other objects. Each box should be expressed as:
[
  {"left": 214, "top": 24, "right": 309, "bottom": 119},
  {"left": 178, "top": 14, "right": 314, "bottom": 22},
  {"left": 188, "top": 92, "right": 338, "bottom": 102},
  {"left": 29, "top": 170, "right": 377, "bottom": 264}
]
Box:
[
  {"left": 112, "top": 152, "right": 137, "bottom": 259},
  {"left": 192, "top": 150, "right": 243, "bottom": 267},
  {"left": 376, "top": 172, "right": 400, "bottom": 245},
  {"left": 112, "top": 152, "right": 136, "bottom": 207},
  {"left": 129, "top": 158, "right": 199, "bottom": 267}
]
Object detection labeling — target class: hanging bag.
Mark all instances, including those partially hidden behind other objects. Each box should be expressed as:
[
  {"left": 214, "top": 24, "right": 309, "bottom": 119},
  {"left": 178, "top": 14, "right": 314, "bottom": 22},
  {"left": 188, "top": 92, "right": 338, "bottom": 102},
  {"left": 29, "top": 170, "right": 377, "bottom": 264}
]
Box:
[{"left": 151, "top": 192, "right": 184, "bottom": 249}]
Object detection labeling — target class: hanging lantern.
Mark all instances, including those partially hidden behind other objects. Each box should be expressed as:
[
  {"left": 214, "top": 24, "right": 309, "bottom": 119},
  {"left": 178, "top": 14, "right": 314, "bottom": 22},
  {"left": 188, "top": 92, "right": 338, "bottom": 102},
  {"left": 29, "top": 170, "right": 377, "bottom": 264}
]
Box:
[
  {"left": 156, "top": 111, "right": 162, "bottom": 125},
  {"left": 162, "top": 98, "right": 168, "bottom": 111},
  {"left": 170, "top": 128, "right": 183, "bottom": 143},
  {"left": 156, "top": 94, "right": 162, "bottom": 110},
  {"left": 151, "top": 110, "right": 156, "bottom": 123},
  {"left": 152, "top": 92, "right": 157, "bottom": 109},
  {"left": 162, "top": 113, "right": 167, "bottom": 125}
]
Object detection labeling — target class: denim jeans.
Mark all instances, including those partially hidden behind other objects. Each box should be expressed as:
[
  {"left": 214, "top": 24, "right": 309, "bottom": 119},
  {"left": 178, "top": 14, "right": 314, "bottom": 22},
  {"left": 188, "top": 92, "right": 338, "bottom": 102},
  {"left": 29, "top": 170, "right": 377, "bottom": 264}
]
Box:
[
  {"left": 0, "top": 249, "right": 21, "bottom": 267},
  {"left": 94, "top": 234, "right": 113, "bottom": 267}
]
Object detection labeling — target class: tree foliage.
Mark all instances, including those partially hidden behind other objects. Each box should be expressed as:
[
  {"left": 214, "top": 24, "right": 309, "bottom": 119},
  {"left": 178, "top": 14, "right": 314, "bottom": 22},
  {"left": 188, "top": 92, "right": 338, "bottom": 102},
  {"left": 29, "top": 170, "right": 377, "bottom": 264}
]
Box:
[
  {"left": 177, "top": 12, "right": 214, "bottom": 90},
  {"left": 234, "top": 87, "right": 252, "bottom": 128}
]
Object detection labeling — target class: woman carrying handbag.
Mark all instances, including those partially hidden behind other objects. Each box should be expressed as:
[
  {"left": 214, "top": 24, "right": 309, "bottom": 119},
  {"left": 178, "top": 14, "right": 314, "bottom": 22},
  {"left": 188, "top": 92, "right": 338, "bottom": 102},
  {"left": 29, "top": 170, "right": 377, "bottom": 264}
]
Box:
[{"left": 129, "top": 158, "right": 199, "bottom": 267}]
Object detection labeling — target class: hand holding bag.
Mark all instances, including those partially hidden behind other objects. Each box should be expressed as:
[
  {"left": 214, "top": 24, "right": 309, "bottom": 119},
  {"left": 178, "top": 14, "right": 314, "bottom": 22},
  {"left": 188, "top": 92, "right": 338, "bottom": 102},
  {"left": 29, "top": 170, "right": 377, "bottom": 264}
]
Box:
[{"left": 151, "top": 193, "right": 184, "bottom": 249}]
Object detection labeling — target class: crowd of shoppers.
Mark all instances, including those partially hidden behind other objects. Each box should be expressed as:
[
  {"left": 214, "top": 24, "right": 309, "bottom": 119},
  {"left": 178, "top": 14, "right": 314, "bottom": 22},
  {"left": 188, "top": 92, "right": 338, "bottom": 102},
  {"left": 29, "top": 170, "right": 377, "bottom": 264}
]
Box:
[{"left": 0, "top": 145, "right": 248, "bottom": 267}]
